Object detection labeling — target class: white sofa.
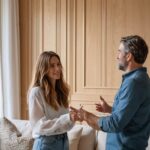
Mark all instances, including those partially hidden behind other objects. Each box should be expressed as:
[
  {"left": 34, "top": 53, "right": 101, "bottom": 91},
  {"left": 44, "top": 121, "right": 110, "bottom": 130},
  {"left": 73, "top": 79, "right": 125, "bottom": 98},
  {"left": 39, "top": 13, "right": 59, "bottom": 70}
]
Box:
[
  {"left": 0, "top": 118, "right": 150, "bottom": 150},
  {"left": 10, "top": 119, "right": 98, "bottom": 150}
]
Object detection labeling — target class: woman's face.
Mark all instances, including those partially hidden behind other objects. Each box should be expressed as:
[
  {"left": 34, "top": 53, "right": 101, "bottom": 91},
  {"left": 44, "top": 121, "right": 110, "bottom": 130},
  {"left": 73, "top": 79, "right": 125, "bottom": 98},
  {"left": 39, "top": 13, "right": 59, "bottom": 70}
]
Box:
[{"left": 48, "top": 56, "right": 62, "bottom": 81}]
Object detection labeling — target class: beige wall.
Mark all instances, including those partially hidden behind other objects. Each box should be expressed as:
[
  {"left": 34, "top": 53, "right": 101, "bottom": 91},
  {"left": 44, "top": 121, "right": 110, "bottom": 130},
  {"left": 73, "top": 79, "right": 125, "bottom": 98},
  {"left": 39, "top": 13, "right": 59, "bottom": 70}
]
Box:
[{"left": 19, "top": 0, "right": 150, "bottom": 119}]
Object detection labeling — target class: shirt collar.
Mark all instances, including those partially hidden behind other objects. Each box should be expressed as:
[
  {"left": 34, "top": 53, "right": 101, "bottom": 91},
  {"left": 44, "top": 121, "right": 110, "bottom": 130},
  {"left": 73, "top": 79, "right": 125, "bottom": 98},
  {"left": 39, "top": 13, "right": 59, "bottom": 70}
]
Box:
[{"left": 122, "top": 67, "right": 147, "bottom": 79}]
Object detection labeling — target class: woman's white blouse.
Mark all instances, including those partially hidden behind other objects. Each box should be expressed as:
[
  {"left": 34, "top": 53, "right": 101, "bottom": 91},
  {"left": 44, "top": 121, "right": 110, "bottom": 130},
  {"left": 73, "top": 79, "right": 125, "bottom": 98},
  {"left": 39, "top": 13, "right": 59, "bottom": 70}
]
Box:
[{"left": 28, "top": 86, "right": 74, "bottom": 138}]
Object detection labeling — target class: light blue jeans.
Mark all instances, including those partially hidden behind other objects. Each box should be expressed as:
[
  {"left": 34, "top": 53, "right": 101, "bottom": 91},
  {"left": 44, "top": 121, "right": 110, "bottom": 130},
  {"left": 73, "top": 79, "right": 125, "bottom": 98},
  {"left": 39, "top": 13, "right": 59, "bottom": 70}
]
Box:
[{"left": 32, "top": 133, "right": 69, "bottom": 150}]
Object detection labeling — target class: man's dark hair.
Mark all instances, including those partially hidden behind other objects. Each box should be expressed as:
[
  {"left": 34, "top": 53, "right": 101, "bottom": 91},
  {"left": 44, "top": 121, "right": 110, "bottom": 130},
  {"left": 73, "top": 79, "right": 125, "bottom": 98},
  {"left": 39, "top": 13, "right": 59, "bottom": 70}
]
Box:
[{"left": 120, "top": 35, "right": 148, "bottom": 64}]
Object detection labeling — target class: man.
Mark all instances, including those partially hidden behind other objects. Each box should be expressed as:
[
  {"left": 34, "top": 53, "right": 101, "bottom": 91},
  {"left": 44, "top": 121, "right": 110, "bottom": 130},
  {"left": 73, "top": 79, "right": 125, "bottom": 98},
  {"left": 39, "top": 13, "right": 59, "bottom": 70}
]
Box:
[{"left": 70, "top": 35, "right": 150, "bottom": 150}]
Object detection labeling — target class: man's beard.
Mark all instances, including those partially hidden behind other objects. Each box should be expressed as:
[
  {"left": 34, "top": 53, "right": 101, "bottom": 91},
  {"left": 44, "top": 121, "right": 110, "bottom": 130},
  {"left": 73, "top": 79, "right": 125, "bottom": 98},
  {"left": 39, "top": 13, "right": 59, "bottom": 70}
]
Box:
[{"left": 118, "top": 62, "right": 128, "bottom": 71}]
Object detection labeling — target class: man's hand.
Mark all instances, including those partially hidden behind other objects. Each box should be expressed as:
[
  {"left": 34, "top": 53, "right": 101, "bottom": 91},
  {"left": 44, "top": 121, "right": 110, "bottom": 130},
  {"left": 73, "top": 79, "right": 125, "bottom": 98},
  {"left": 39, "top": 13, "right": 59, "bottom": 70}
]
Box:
[{"left": 95, "top": 96, "right": 112, "bottom": 113}]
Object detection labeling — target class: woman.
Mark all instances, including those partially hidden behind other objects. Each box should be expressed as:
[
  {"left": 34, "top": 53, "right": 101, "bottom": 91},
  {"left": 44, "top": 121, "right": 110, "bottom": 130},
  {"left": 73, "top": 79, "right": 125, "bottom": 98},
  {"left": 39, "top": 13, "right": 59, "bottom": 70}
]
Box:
[{"left": 28, "top": 51, "right": 74, "bottom": 150}]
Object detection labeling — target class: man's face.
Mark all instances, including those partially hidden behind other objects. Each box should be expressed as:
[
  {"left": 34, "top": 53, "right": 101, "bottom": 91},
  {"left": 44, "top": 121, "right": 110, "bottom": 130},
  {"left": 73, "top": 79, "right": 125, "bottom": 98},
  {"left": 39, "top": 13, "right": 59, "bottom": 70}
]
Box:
[{"left": 117, "top": 42, "right": 129, "bottom": 71}]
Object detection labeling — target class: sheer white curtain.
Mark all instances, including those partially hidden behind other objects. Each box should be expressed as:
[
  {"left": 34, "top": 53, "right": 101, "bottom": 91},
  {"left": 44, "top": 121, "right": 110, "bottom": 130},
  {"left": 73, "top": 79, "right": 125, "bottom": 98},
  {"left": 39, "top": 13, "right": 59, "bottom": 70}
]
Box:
[
  {"left": 0, "top": 0, "right": 3, "bottom": 117},
  {"left": 0, "top": 0, "right": 20, "bottom": 118}
]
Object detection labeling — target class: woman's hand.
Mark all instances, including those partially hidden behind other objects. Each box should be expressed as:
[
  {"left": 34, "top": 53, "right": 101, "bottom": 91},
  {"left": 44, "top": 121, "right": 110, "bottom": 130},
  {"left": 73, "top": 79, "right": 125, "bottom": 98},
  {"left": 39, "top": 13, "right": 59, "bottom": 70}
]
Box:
[
  {"left": 69, "top": 106, "right": 84, "bottom": 122},
  {"left": 69, "top": 110, "right": 78, "bottom": 122}
]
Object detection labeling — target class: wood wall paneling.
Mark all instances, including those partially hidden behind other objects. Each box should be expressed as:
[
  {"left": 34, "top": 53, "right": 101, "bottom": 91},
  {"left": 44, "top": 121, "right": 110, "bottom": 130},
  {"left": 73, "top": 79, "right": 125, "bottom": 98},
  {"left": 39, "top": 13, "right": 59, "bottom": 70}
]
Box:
[
  {"left": 19, "top": 0, "right": 68, "bottom": 119},
  {"left": 70, "top": 0, "right": 117, "bottom": 113},
  {"left": 19, "top": 0, "right": 150, "bottom": 118},
  {"left": 85, "top": 0, "right": 102, "bottom": 87},
  {"left": 19, "top": 0, "right": 30, "bottom": 119},
  {"left": 106, "top": 0, "right": 150, "bottom": 87}
]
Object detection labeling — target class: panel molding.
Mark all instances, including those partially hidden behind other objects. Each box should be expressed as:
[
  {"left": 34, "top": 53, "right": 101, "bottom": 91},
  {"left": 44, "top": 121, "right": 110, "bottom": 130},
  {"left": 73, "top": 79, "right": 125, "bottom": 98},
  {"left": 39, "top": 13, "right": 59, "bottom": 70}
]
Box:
[{"left": 19, "top": 0, "right": 150, "bottom": 118}]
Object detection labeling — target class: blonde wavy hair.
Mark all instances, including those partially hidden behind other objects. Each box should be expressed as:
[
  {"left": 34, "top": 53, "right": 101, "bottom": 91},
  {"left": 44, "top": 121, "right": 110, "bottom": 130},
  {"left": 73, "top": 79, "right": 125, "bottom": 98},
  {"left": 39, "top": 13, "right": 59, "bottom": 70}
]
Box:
[{"left": 30, "top": 51, "right": 69, "bottom": 110}]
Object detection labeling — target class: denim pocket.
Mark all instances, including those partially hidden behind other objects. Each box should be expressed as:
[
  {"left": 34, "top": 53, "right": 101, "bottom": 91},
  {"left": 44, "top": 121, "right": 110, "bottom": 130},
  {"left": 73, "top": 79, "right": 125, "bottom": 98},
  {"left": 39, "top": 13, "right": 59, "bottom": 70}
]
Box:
[
  {"left": 34, "top": 134, "right": 68, "bottom": 150},
  {"left": 42, "top": 136, "right": 57, "bottom": 145}
]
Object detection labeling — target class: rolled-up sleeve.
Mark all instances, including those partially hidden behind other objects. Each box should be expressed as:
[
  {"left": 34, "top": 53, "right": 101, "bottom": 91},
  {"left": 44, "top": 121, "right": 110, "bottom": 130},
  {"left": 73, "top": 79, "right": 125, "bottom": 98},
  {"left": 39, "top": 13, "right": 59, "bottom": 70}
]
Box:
[{"left": 98, "top": 79, "right": 145, "bottom": 132}]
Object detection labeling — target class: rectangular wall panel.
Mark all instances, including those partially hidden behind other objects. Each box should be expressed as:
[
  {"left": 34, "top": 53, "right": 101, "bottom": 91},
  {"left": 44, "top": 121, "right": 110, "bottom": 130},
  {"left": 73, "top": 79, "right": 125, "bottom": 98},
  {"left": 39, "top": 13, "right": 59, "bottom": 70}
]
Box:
[{"left": 20, "top": 0, "right": 150, "bottom": 118}]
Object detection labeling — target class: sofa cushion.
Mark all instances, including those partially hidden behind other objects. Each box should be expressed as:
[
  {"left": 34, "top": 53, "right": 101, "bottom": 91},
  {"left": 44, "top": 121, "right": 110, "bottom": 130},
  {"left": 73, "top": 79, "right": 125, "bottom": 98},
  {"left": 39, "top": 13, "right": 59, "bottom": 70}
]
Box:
[
  {"left": 68, "top": 125, "right": 83, "bottom": 150},
  {"left": 5, "top": 137, "right": 34, "bottom": 150},
  {"left": 10, "top": 119, "right": 32, "bottom": 137},
  {"left": 0, "top": 117, "right": 21, "bottom": 139},
  {"left": 0, "top": 117, "right": 34, "bottom": 150},
  {"left": 96, "top": 130, "right": 107, "bottom": 150},
  {"left": 0, "top": 117, "right": 21, "bottom": 149},
  {"left": 78, "top": 124, "right": 96, "bottom": 150}
]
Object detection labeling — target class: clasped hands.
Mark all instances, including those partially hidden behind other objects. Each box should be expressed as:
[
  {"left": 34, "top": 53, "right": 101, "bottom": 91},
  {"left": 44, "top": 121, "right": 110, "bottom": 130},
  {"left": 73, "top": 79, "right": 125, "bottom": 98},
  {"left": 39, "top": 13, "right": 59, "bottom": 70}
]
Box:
[
  {"left": 69, "top": 105, "right": 101, "bottom": 130},
  {"left": 69, "top": 105, "right": 87, "bottom": 122},
  {"left": 69, "top": 96, "right": 112, "bottom": 123}
]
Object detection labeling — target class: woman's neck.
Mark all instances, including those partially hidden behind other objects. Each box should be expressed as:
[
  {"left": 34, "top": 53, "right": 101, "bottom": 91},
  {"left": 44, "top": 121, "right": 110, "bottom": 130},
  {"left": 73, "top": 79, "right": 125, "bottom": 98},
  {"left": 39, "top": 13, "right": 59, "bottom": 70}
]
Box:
[{"left": 51, "top": 79, "right": 56, "bottom": 89}]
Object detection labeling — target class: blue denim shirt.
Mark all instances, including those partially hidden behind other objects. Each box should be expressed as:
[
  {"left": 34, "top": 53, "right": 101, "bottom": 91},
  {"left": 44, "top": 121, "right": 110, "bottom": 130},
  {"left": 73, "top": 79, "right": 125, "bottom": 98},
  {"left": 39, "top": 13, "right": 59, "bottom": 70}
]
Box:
[{"left": 99, "top": 67, "right": 150, "bottom": 150}]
